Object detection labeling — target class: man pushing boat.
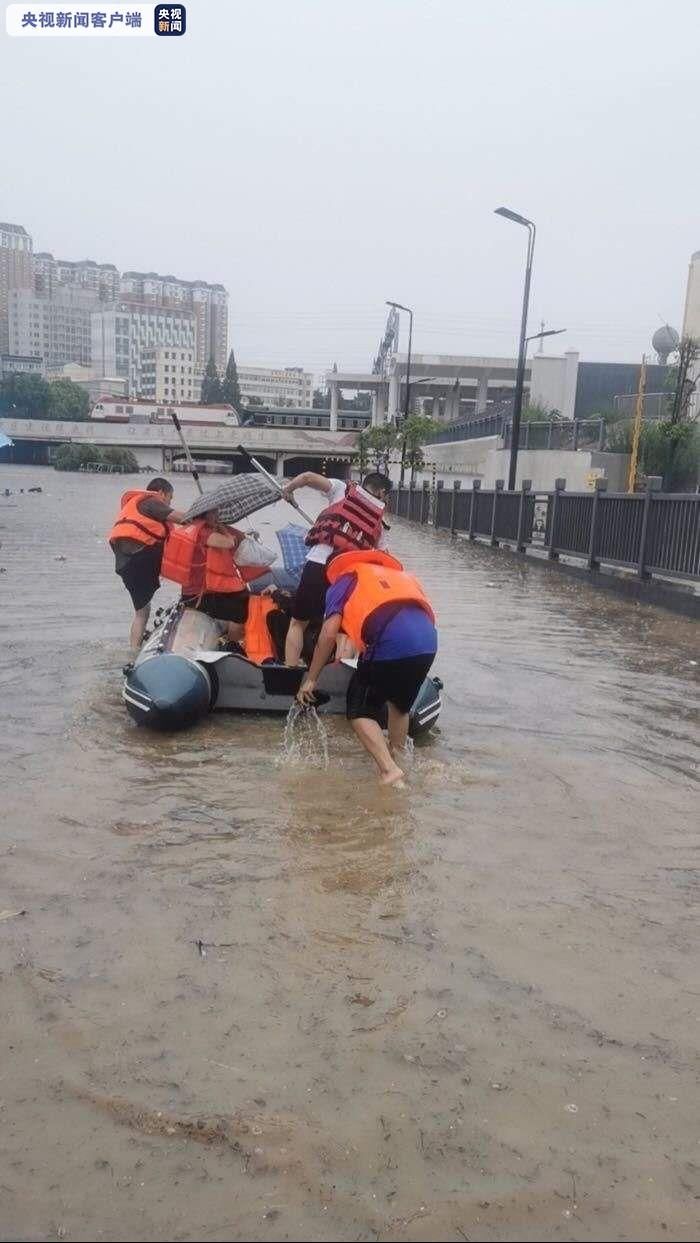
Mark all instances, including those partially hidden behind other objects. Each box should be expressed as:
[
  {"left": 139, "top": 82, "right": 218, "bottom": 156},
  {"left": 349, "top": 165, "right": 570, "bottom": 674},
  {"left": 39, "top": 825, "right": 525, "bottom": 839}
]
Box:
[{"left": 297, "top": 549, "right": 438, "bottom": 788}]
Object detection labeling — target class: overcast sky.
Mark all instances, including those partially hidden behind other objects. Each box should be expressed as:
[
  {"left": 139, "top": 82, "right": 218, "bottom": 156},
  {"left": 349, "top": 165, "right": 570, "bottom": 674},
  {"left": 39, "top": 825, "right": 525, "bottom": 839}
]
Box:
[{"left": 2, "top": 0, "right": 698, "bottom": 379}]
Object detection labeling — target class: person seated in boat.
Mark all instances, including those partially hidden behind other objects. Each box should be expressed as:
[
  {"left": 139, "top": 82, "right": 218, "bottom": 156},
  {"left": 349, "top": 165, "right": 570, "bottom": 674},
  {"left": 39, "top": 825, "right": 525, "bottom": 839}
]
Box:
[
  {"left": 296, "top": 550, "right": 437, "bottom": 789},
  {"left": 244, "top": 586, "right": 324, "bottom": 665},
  {"left": 161, "top": 509, "right": 250, "bottom": 645},
  {"left": 280, "top": 470, "right": 392, "bottom": 667},
  {"left": 108, "top": 477, "right": 186, "bottom": 650}
]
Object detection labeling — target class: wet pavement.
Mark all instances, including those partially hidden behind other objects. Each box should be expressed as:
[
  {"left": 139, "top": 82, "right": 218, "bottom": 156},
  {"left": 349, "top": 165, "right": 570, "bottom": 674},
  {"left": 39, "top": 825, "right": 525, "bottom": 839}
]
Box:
[{"left": 0, "top": 464, "right": 698, "bottom": 1243}]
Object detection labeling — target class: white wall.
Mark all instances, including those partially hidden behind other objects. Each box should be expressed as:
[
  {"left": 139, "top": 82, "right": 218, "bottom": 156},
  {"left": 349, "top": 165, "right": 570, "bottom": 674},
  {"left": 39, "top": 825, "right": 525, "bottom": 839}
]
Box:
[
  {"left": 529, "top": 350, "right": 579, "bottom": 418},
  {"left": 484, "top": 448, "right": 629, "bottom": 491}
]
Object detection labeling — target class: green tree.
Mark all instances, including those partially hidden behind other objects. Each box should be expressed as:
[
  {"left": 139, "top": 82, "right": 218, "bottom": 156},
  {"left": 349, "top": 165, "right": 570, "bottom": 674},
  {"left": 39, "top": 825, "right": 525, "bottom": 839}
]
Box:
[
  {"left": 400, "top": 414, "right": 437, "bottom": 485},
  {"left": 0, "top": 372, "right": 51, "bottom": 418},
  {"left": 46, "top": 378, "right": 90, "bottom": 421},
  {"left": 312, "top": 388, "right": 330, "bottom": 409},
  {"left": 220, "top": 349, "right": 242, "bottom": 409},
  {"left": 606, "top": 418, "right": 699, "bottom": 490},
  {"left": 362, "top": 424, "right": 400, "bottom": 473},
  {"left": 201, "top": 356, "right": 222, "bottom": 404}
]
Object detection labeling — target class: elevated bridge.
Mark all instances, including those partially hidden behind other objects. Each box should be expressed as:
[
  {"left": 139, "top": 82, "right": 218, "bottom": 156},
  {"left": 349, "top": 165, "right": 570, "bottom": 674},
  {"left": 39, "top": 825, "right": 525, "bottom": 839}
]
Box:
[{"left": 0, "top": 418, "right": 360, "bottom": 478}]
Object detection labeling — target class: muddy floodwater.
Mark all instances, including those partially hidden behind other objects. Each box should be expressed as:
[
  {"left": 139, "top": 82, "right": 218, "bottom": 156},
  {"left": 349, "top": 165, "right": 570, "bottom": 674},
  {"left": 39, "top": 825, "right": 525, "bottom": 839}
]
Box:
[{"left": 0, "top": 464, "right": 698, "bottom": 1243}]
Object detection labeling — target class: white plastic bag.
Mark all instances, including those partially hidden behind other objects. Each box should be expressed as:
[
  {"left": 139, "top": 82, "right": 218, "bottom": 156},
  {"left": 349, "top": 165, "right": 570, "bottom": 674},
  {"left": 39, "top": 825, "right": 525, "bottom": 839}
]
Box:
[{"left": 234, "top": 534, "right": 278, "bottom": 567}]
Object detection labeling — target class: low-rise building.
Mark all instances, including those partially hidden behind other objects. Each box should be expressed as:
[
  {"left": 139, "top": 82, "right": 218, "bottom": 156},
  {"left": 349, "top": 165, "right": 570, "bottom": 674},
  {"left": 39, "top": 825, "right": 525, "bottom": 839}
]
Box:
[
  {"left": 238, "top": 365, "right": 313, "bottom": 409},
  {"left": 46, "top": 362, "right": 127, "bottom": 401},
  {"left": 0, "top": 352, "right": 43, "bottom": 378}
]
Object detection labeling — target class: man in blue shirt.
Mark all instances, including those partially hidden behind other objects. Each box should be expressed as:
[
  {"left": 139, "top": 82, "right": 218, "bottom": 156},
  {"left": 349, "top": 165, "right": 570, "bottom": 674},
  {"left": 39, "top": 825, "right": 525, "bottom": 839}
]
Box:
[{"left": 298, "top": 553, "right": 437, "bottom": 788}]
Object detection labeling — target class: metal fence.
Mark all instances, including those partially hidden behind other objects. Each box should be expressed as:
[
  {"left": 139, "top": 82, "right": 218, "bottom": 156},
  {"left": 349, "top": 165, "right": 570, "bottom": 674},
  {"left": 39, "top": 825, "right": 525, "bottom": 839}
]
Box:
[
  {"left": 387, "top": 478, "right": 700, "bottom": 584},
  {"left": 429, "top": 416, "right": 605, "bottom": 449}
]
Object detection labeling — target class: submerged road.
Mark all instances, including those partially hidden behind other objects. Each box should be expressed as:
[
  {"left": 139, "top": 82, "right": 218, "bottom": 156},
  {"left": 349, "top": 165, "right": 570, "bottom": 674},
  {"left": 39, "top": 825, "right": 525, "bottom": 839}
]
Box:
[{"left": 0, "top": 464, "right": 698, "bottom": 1243}]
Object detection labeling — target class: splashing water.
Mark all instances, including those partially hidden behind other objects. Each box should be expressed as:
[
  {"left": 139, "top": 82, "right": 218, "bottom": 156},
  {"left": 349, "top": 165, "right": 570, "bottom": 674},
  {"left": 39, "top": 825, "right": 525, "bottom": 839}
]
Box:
[{"left": 282, "top": 702, "right": 330, "bottom": 769}]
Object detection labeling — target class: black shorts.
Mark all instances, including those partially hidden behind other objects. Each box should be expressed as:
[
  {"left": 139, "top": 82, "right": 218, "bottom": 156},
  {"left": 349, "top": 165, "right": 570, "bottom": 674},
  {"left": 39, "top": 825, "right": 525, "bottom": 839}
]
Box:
[
  {"left": 117, "top": 544, "right": 162, "bottom": 612},
  {"left": 291, "top": 560, "right": 328, "bottom": 622},
  {"left": 182, "top": 591, "right": 250, "bottom": 624},
  {"left": 346, "top": 654, "right": 435, "bottom": 722}
]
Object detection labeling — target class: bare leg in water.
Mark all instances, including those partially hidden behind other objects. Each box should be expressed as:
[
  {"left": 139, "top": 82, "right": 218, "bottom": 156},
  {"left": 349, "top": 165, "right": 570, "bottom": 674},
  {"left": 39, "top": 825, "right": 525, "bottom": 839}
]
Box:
[
  {"left": 387, "top": 703, "right": 410, "bottom": 757},
  {"left": 285, "top": 617, "right": 308, "bottom": 666},
  {"left": 351, "top": 717, "right": 405, "bottom": 788},
  {"left": 130, "top": 604, "right": 150, "bottom": 650}
]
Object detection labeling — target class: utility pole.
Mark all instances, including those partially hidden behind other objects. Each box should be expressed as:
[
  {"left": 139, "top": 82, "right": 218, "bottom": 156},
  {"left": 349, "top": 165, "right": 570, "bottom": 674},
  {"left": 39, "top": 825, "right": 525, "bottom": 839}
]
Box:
[
  {"left": 537, "top": 319, "right": 545, "bottom": 353},
  {"left": 627, "top": 356, "right": 647, "bottom": 493}
]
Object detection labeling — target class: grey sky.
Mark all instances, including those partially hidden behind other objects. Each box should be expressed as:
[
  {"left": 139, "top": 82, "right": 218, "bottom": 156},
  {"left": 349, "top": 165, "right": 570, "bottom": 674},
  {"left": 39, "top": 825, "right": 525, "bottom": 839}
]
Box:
[{"left": 2, "top": 0, "right": 698, "bottom": 379}]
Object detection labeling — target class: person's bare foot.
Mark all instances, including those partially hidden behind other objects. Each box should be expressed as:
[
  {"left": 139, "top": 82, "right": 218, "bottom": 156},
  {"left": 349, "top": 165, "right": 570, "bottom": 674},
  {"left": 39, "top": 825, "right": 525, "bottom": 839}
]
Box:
[{"left": 379, "top": 764, "right": 406, "bottom": 789}]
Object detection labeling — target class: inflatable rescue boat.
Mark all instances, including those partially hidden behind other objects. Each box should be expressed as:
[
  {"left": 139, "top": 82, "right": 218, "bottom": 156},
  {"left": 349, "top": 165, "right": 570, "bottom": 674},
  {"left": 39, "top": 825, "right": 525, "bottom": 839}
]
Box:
[{"left": 122, "top": 602, "right": 443, "bottom": 734}]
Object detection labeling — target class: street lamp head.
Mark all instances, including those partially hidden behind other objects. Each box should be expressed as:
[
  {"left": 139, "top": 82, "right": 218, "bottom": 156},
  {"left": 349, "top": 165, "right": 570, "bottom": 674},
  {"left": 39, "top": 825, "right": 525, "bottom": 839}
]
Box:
[
  {"left": 386, "top": 299, "right": 411, "bottom": 314},
  {"left": 495, "top": 206, "right": 534, "bottom": 229}
]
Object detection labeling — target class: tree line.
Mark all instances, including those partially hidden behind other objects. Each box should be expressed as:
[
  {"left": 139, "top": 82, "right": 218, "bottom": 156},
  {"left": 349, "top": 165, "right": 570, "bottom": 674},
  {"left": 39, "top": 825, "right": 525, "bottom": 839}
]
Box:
[{"left": 0, "top": 373, "right": 90, "bottom": 421}]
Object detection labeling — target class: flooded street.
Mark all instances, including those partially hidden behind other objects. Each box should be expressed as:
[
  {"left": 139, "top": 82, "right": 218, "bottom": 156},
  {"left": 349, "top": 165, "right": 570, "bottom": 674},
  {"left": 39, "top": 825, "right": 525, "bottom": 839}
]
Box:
[{"left": 0, "top": 463, "right": 698, "bottom": 1243}]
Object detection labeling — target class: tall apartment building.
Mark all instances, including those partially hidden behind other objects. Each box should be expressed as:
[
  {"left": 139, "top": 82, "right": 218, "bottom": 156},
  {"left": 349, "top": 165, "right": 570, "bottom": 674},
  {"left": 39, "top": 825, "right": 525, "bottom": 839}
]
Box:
[
  {"left": 2, "top": 222, "right": 227, "bottom": 378},
  {"left": 0, "top": 223, "right": 34, "bottom": 354},
  {"left": 238, "top": 365, "right": 314, "bottom": 408},
  {"left": 91, "top": 302, "right": 196, "bottom": 397},
  {"left": 140, "top": 346, "right": 197, "bottom": 403},
  {"left": 33, "top": 252, "right": 119, "bottom": 302},
  {"left": 9, "top": 287, "right": 98, "bottom": 371},
  {"left": 120, "top": 272, "right": 228, "bottom": 372}
]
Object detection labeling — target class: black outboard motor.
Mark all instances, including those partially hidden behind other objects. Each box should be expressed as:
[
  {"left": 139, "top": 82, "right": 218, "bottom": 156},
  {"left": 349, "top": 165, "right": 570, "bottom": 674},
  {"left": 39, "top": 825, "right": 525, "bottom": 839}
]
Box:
[
  {"left": 123, "top": 654, "right": 211, "bottom": 731},
  {"left": 408, "top": 675, "right": 443, "bottom": 738}
]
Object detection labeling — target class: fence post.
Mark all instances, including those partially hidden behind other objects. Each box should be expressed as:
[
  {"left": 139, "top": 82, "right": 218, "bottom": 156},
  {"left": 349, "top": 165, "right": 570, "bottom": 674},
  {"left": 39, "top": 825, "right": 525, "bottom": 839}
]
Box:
[
  {"left": 587, "top": 477, "right": 608, "bottom": 570},
  {"left": 421, "top": 479, "right": 430, "bottom": 524},
  {"left": 637, "top": 476, "right": 662, "bottom": 579},
  {"left": 516, "top": 478, "right": 532, "bottom": 553},
  {"left": 491, "top": 478, "right": 504, "bottom": 546},
  {"left": 597, "top": 418, "right": 605, "bottom": 450},
  {"left": 546, "top": 421, "right": 553, "bottom": 450},
  {"left": 469, "top": 479, "right": 481, "bottom": 541},
  {"left": 450, "top": 479, "right": 461, "bottom": 534},
  {"left": 572, "top": 420, "right": 579, "bottom": 451},
  {"left": 548, "top": 478, "right": 566, "bottom": 560},
  {"left": 434, "top": 479, "right": 444, "bottom": 528}
]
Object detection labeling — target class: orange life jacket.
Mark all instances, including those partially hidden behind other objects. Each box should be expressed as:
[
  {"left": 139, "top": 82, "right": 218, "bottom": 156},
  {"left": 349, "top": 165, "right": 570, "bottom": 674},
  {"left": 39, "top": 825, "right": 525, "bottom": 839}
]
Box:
[
  {"left": 108, "top": 490, "right": 169, "bottom": 549},
  {"left": 325, "top": 549, "right": 435, "bottom": 653},
  {"left": 305, "top": 482, "right": 385, "bottom": 553},
  {"left": 161, "top": 520, "right": 247, "bottom": 597},
  {"left": 243, "top": 595, "right": 277, "bottom": 664}
]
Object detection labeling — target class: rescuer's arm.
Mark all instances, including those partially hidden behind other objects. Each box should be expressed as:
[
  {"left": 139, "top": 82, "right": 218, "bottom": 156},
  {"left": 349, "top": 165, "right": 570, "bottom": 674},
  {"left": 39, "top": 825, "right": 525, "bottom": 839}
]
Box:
[
  {"left": 206, "top": 529, "right": 242, "bottom": 549},
  {"left": 282, "top": 472, "right": 333, "bottom": 501},
  {"left": 297, "top": 613, "right": 342, "bottom": 704}
]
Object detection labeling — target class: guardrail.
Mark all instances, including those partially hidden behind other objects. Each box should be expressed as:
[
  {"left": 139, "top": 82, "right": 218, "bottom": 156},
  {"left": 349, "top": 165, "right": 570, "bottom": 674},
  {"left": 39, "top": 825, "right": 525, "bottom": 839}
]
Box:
[
  {"left": 429, "top": 416, "right": 605, "bottom": 449},
  {"left": 388, "top": 478, "right": 700, "bottom": 584}
]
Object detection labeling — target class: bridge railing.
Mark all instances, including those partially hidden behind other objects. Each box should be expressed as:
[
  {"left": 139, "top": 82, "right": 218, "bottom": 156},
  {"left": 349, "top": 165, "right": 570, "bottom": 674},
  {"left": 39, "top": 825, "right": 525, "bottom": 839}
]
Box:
[
  {"left": 387, "top": 478, "right": 700, "bottom": 584},
  {"left": 429, "top": 415, "right": 605, "bottom": 449}
]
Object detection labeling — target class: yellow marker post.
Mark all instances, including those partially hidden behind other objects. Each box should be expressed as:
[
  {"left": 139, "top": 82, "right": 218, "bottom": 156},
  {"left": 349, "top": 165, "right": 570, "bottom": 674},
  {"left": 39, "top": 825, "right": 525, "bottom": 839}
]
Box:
[{"left": 627, "top": 356, "right": 647, "bottom": 493}]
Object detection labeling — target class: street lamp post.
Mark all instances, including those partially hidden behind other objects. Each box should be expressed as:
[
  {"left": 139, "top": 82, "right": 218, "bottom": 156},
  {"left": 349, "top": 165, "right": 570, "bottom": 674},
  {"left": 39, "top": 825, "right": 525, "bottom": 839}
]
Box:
[
  {"left": 386, "top": 300, "right": 413, "bottom": 487},
  {"left": 495, "top": 207, "right": 536, "bottom": 490}
]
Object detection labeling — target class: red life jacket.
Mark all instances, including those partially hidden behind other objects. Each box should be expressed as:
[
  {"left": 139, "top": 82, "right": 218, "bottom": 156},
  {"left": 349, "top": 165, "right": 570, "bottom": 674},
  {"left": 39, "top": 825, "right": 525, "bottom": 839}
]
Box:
[
  {"left": 108, "top": 490, "right": 169, "bottom": 549},
  {"left": 161, "top": 520, "right": 247, "bottom": 597},
  {"left": 305, "top": 482, "right": 385, "bottom": 553}
]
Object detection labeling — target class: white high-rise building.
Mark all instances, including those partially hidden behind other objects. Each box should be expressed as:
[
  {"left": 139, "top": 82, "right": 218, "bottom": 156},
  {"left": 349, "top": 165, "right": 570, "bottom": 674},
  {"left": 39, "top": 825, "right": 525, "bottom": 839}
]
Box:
[
  {"left": 238, "top": 365, "right": 313, "bottom": 408},
  {"left": 91, "top": 303, "right": 196, "bottom": 398},
  {"left": 9, "top": 286, "right": 98, "bottom": 371},
  {"left": 120, "top": 272, "right": 228, "bottom": 372},
  {"left": 0, "top": 223, "right": 34, "bottom": 354}
]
